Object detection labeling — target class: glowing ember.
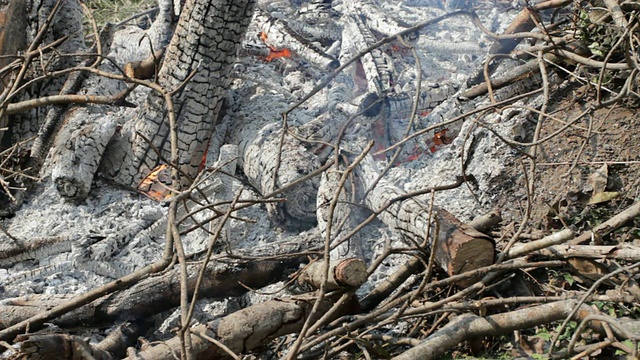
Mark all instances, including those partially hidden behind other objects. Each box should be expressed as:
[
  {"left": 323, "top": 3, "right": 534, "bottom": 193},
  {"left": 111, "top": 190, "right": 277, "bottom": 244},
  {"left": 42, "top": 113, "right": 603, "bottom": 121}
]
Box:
[
  {"left": 258, "top": 31, "right": 293, "bottom": 61},
  {"left": 429, "top": 128, "right": 453, "bottom": 153},
  {"left": 137, "top": 164, "right": 174, "bottom": 200}
]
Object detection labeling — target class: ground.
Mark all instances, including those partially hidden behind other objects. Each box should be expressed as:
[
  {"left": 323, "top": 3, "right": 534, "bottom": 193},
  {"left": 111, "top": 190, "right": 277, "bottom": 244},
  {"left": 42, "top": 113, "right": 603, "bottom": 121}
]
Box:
[{"left": 494, "top": 89, "right": 640, "bottom": 244}]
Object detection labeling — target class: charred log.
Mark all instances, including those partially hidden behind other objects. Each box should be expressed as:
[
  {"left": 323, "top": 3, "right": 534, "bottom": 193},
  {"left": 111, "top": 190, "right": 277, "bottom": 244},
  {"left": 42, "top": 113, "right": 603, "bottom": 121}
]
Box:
[{"left": 100, "top": 0, "right": 256, "bottom": 189}]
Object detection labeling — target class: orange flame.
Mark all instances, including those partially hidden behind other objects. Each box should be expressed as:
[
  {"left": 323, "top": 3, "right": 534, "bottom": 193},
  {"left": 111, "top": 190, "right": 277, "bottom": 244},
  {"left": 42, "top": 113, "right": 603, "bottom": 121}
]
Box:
[
  {"left": 429, "top": 128, "right": 453, "bottom": 153},
  {"left": 265, "top": 48, "right": 293, "bottom": 61},
  {"left": 258, "top": 31, "right": 293, "bottom": 61},
  {"left": 137, "top": 164, "right": 173, "bottom": 201}
]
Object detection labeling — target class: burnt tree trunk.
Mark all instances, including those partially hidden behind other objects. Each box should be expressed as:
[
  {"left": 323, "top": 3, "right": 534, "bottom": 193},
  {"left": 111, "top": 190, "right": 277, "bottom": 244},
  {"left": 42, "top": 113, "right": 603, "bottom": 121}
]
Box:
[{"left": 101, "top": 0, "right": 255, "bottom": 188}]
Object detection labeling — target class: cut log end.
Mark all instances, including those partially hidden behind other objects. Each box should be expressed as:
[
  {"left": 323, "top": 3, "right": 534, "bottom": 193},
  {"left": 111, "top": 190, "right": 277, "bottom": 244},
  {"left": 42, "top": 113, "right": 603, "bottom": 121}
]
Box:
[
  {"left": 447, "top": 235, "right": 495, "bottom": 274},
  {"left": 298, "top": 258, "right": 368, "bottom": 290},
  {"left": 437, "top": 225, "right": 495, "bottom": 286}
]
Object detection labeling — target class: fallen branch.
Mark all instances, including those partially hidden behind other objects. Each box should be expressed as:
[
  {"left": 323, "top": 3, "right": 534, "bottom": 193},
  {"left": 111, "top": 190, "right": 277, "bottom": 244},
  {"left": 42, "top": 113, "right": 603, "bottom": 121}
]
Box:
[
  {"left": 529, "top": 244, "right": 640, "bottom": 261},
  {"left": 506, "top": 228, "right": 574, "bottom": 259},
  {"left": 569, "top": 201, "right": 640, "bottom": 245},
  {"left": 125, "top": 293, "right": 358, "bottom": 360},
  {"left": 391, "top": 299, "right": 602, "bottom": 360}
]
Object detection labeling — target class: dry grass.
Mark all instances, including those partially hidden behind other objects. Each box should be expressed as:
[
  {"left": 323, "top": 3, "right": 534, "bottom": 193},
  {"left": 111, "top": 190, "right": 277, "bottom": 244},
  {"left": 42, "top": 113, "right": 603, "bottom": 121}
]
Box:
[{"left": 84, "top": 0, "right": 157, "bottom": 27}]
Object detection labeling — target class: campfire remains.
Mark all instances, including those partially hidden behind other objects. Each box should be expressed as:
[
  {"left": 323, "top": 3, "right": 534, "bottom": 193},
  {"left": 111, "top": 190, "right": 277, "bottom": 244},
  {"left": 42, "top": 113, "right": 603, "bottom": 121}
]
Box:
[{"left": 0, "top": 0, "right": 639, "bottom": 358}]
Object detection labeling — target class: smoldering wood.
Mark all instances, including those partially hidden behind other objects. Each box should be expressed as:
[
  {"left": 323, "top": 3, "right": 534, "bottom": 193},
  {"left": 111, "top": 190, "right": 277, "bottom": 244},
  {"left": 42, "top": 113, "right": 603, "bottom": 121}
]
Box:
[
  {"left": 315, "top": 156, "right": 363, "bottom": 256},
  {"left": 0, "top": 236, "right": 72, "bottom": 267},
  {"left": 95, "top": 321, "right": 148, "bottom": 358},
  {"left": 0, "top": 258, "right": 306, "bottom": 330},
  {"left": 236, "top": 80, "right": 358, "bottom": 225},
  {"left": 100, "top": 0, "right": 256, "bottom": 189},
  {"left": 0, "top": 0, "right": 28, "bottom": 83},
  {"left": 0, "top": 0, "right": 88, "bottom": 214},
  {"left": 0, "top": 231, "right": 322, "bottom": 330},
  {"left": 3, "top": 0, "right": 87, "bottom": 143},
  {"left": 30, "top": 23, "right": 116, "bottom": 166},
  {"left": 50, "top": 111, "right": 118, "bottom": 199},
  {"left": 13, "top": 321, "right": 146, "bottom": 360},
  {"left": 360, "top": 211, "right": 502, "bottom": 311},
  {"left": 14, "top": 333, "right": 114, "bottom": 360},
  {"left": 242, "top": 122, "right": 323, "bottom": 223},
  {"left": 358, "top": 155, "right": 495, "bottom": 281},
  {"left": 0, "top": 294, "right": 74, "bottom": 330},
  {"left": 5, "top": 0, "right": 636, "bottom": 359},
  {"left": 253, "top": 8, "right": 339, "bottom": 70},
  {"left": 346, "top": 13, "right": 394, "bottom": 95},
  {"left": 10, "top": 321, "right": 149, "bottom": 359}
]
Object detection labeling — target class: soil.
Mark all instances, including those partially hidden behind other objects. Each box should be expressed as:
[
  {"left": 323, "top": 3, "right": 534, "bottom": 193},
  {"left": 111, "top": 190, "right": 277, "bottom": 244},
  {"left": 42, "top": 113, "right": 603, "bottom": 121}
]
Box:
[{"left": 492, "top": 82, "right": 640, "bottom": 245}]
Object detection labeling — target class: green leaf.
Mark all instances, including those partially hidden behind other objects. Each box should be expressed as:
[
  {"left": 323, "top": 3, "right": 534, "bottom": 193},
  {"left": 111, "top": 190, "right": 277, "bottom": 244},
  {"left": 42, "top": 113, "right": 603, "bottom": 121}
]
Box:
[
  {"left": 537, "top": 331, "right": 551, "bottom": 341},
  {"left": 563, "top": 273, "right": 575, "bottom": 286},
  {"left": 614, "top": 340, "right": 635, "bottom": 355},
  {"left": 588, "top": 43, "right": 604, "bottom": 56}
]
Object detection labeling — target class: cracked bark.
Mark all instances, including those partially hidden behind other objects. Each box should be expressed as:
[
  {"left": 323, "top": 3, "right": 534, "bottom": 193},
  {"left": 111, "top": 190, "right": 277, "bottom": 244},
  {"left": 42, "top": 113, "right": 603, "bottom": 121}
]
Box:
[{"left": 101, "top": 0, "right": 256, "bottom": 189}]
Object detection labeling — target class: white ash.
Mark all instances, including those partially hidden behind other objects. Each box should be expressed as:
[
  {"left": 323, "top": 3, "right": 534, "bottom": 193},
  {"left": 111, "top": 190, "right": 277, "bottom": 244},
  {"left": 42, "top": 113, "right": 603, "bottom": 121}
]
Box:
[{"left": 0, "top": 0, "right": 530, "bottom": 346}]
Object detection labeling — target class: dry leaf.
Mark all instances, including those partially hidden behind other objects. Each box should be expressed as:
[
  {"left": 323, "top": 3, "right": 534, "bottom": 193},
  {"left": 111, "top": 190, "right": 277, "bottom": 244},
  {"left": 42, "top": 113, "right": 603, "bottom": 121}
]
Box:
[
  {"left": 587, "top": 165, "right": 618, "bottom": 204},
  {"left": 568, "top": 258, "right": 618, "bottom": 285},
  {"left": 588, "top": 191, "right": 620, "bottom": 204}
]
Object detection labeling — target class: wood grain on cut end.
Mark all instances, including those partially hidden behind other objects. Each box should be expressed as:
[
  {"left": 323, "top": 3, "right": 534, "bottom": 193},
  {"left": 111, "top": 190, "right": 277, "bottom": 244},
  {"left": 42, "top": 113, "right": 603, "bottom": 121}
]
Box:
[
  {"left": 299, "top": 258, "right": 368, "bottom": 290},
  {"left": 359, "top": 155, "right": 496, "bottom": 283},
  {"left": 437, "top": 224, "right": 494, "bottom": 285},
  {"left": 435, "top": 211, "right": 495, "bottom": 286}
]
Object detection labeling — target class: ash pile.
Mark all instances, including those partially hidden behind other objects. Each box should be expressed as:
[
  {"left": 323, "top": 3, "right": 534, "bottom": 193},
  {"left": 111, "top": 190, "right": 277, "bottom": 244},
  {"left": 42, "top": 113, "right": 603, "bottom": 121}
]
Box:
[{"left": 0, "top": 0, "right": 584, "bottom": 358}]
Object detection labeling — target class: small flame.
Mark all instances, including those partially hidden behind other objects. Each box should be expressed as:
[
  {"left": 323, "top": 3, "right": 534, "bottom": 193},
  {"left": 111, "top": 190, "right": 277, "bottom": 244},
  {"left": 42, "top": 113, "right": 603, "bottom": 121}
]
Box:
[
  {"left": 258, "top": 31, "right": 293, "bottom": 61},
  {"left": 137, "top": 164, "right": 173, "bottom": 201},
  {"left": 265, "top": 48, "right": 293, "bottom": 61},
  {"left": 199, "top": 138, "right": 211, "bottom": 173},
  {"left": 429, "top": 128, "right": 453, "bottom": 153}
]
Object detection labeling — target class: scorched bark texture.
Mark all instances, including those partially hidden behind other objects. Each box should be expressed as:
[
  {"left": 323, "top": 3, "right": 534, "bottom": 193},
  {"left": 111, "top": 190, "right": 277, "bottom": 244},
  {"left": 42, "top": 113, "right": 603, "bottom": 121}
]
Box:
[{"left": 101, "top": 0, "right": 256, "bottom": 188}]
